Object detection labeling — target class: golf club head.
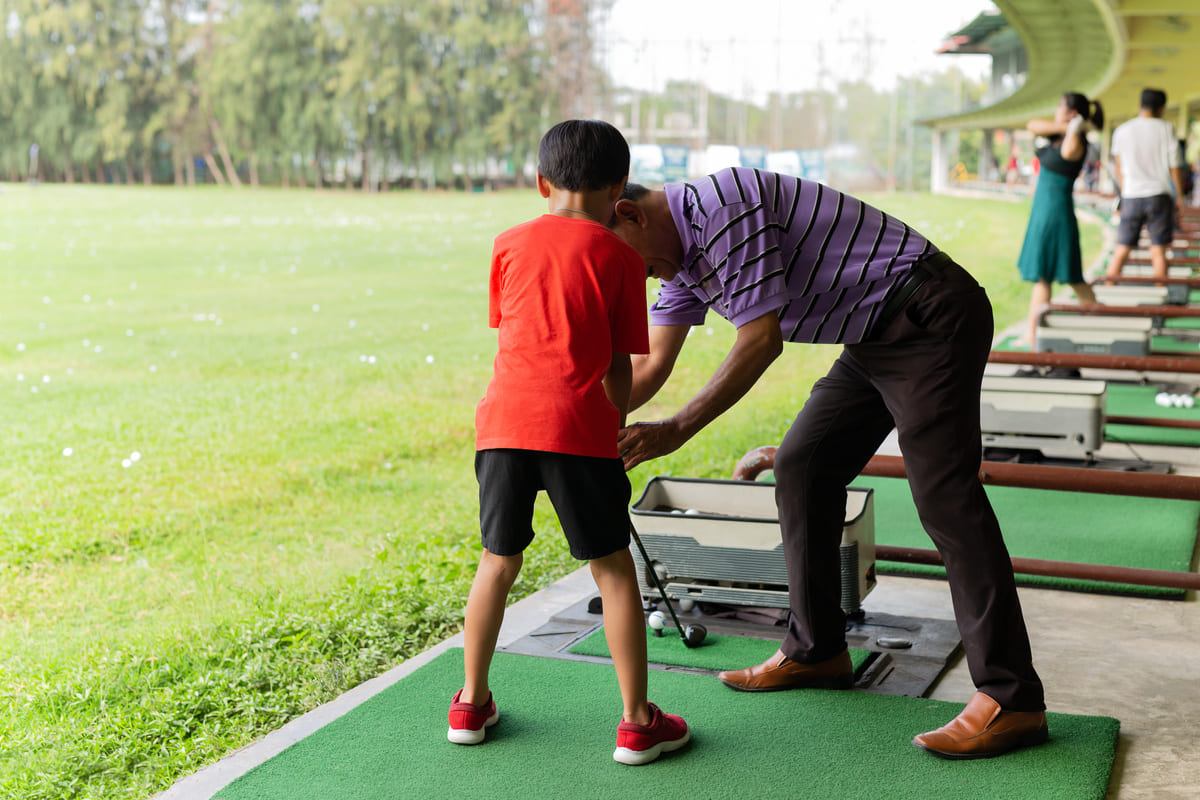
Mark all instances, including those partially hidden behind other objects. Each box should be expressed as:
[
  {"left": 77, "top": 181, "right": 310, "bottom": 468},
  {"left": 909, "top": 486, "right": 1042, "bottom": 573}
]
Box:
[{"left": 683, "top": 624, "right": 707, "bottom": 648}]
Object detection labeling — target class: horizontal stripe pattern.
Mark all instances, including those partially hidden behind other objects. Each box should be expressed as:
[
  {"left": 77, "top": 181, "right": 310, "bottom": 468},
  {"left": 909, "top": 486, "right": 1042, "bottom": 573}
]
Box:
[{"left": 652, "top": 168, "right": 935, "bottom": 343}]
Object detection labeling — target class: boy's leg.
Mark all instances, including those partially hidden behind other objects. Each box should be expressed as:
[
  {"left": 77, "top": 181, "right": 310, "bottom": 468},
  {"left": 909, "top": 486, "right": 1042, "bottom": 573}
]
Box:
[
  {"left": 539, "top": 451, "right": 649, "bottom": 722},
  {"left": 462, "top": 450, "right": 538, "bottom": 705},
  {"left": 589, "top": 548, "right": 650, "bottom": 726},
  {"left": 462, "top": 548, "right": 523, "bottom": 706},
  {"left": 540, "top": 452, "right": 689, "bottom": 761}
]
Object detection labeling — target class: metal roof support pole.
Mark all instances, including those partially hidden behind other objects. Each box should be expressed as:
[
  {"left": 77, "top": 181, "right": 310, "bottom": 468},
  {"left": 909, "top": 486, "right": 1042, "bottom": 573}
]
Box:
[{"left": 931, "top": 128, "right": 950, "bottom": 194}]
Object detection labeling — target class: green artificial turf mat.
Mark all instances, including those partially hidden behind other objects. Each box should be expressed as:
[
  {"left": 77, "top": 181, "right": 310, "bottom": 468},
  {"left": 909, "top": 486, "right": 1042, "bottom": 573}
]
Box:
[
  {"left": 1163, "top": 311, "right": 1200, "bottom": 329},
  {"left": 851, "top": 475, "right": 1199, "bottom": 598},
  {"left": 994, "top": 333, "right": 1029, "bottom": 351},
  {"left": 567, "top": 626, "right": 871, "bottom": 674},
  {"left": 211, "top": 648, "right": 1120, "bottom": 800},
  {"left": 1151, "top": 332, "right": 1200, "bottom": 352},
  {"left": 995, "top": 329, "right": 1200, "bottom": 356},
  {"left": 1105, "top": 382, "right": 1200, "bottom": 446}
]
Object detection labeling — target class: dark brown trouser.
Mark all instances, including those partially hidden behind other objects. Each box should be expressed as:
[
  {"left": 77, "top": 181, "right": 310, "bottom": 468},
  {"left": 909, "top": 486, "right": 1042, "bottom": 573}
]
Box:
[{"left": 773, "top": 253, "right": 1045, "bottom": 711}]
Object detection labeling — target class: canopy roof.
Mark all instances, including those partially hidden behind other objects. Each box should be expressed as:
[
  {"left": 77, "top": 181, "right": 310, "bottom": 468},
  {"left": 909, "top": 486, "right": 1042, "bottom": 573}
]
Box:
[{"left": 930, "top": 0, "right": 1200, "bottom": 130}]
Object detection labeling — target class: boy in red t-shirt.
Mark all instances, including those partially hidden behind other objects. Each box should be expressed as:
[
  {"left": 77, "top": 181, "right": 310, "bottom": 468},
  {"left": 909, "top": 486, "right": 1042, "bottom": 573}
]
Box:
[{"left": 448, "top": 120, "right": 690, "bottom": 765}]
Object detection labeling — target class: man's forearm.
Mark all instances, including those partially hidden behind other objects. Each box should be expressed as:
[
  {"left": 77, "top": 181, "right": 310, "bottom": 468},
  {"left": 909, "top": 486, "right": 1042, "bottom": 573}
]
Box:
[
  {"left": 629, "top": 324, "right": 690, "bottom": 412},
  {"left": 668, "top": 313, "right": 782, "bottom": 442},
  {"left": 630, "top": 354, "right": 668, "bottom": 411},
  {"left": 617, "top": 314, "right": 782, "bottom": 471}
]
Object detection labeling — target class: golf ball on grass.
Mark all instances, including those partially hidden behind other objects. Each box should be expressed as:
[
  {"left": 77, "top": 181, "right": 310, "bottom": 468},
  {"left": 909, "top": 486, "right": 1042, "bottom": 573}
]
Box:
[{"left": 648, "top": 610, "right": 666, "bottom": 635}]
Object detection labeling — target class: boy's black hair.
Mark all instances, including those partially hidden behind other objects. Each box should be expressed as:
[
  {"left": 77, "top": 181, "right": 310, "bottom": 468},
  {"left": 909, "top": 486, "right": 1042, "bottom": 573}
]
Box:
[
  {"left": 1140, "top": 88, "right": 1167, "bottom": 111},
  {"left": 538, "top": 120, "right": 629, "bottom": 192}
]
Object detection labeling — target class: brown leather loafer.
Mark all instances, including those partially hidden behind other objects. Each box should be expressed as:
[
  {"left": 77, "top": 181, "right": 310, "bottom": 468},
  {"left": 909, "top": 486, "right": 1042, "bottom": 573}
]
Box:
[
  {"left": 718, "top": 649, "right": 853, "bottom": 692},
  {"left": 912, "top": 692, "right": 1048, "bottom": 759}
]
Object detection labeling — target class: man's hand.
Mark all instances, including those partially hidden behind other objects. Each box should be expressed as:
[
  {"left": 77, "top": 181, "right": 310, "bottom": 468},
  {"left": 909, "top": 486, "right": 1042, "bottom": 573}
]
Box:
[
  {"left": 618, "top": 418, "right": 686, "bottom": 471},
  {"left": 621, "top": 311, "right": 782, "bottom": 471}
]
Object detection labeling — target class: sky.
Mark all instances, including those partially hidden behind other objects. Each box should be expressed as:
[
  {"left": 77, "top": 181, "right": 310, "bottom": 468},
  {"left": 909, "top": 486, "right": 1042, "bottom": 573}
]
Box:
[{"left": 600, "top": 0, "right": 997, "bottom": 103}]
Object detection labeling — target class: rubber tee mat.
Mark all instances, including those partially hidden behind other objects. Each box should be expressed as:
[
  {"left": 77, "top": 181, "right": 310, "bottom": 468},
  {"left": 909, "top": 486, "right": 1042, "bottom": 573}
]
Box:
[{"left": 566, "top": 626, "right": 872, "bottom": 673}]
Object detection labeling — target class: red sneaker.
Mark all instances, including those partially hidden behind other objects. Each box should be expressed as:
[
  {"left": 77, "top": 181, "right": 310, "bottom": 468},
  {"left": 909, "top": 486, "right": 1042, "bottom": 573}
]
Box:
[
  {"left": 613, "top": 703, "right": 690, "bottom": 765},
  {"left": 447, "top": 689, "right": 499, "bottom": 745}
]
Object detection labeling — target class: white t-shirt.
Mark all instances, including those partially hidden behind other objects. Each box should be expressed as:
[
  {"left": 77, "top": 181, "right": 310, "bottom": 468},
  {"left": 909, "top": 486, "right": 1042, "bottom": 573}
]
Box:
[{"left": 1111, "top": 116, "right": 1180, "bottom": 199}]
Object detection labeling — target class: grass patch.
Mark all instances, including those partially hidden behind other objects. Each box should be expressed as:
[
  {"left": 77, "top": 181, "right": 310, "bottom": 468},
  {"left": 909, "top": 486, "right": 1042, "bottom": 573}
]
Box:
[{"left": 0, "top": 182, "right": 1101, "bottom": 798}]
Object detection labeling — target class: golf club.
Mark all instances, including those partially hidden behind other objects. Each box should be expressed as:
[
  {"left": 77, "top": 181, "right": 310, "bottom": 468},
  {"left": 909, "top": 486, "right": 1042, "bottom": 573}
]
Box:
[{"left": 628, "top": 520, "right": 707, "bottom": 647}]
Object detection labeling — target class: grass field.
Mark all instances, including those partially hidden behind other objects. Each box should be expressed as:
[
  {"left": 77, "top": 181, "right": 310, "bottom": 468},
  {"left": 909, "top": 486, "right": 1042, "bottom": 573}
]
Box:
[{"left": 0, "top": 181, "right": 1103, "bottom": 799}]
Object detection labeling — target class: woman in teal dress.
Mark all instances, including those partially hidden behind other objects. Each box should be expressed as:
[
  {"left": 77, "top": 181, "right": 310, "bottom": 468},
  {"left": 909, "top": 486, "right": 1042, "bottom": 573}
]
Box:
[{"left": 1016, "top": 92, "right": 1105, "bottom": 347}]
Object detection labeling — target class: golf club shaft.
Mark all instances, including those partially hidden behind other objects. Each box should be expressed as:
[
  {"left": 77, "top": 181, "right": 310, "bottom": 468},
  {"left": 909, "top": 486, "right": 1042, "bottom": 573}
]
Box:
[{"left": 628, "top": 521, "right": 688, "bottom": 641}]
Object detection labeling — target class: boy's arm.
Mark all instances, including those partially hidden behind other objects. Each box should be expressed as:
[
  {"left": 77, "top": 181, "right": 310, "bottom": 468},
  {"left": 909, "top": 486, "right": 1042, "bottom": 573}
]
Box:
[
  {"left": 605, "top": 352, "right": 633, "bottom": 428},
  {"left": 630, "top": 324, "right": 690, "bottom": 411}
]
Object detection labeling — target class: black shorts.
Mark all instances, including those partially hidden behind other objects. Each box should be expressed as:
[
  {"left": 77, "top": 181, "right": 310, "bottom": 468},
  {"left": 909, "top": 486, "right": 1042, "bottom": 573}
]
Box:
[
  {"left": 475, "top": 449, "right": 631, "bottom": 560},
  {"left": 1117, "top": 194, "right": 1175, "bottom": 247}
]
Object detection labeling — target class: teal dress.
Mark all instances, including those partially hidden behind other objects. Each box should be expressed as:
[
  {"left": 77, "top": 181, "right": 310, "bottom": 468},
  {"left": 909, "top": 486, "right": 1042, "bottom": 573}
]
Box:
[{"left": 1016, "top": 140, "right": 1085, "bottom": 283}]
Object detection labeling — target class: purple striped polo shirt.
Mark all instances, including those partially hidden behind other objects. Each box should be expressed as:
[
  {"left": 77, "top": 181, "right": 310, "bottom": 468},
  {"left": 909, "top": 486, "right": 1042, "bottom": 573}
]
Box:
[{"left": 651, "top": 167, "right": 938, "bottom": 344}]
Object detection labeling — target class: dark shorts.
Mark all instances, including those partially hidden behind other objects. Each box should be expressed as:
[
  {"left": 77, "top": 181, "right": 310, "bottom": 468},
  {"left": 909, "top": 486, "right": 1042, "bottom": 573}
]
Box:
[
  {"left": 1117, "top": 194, "right": 1175, "bottom": 247},
  {"left": 475, "top": 449, "right": 631, "bottom": 560}
]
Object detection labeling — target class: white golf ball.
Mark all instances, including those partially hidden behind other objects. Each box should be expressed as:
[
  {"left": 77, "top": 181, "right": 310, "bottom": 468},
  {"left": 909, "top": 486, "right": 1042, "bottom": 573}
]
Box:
[
  {"left": 1155, "top": 392, "right": 1171, "bottom": 407},
  {"left": 683, "top": 508, "right": 700, "bottom": 515},
  {"left": 1184, "top": 396, "right": 1195, "bottom": 408},
  {"left": 647, "top": 610, "right": 666, "bottom": 630},
  {"left": 1173, "top": 395, "right": 1187, "bottom": 408},
  {"left": 679, "top": 597, "right": 695, "bottom": 612}
]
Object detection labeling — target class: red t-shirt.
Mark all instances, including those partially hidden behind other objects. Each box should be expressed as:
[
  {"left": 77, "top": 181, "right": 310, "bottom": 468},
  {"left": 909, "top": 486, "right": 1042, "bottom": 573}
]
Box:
[{"left": 475, "top": 214, "right": 649, "bottom": 458}]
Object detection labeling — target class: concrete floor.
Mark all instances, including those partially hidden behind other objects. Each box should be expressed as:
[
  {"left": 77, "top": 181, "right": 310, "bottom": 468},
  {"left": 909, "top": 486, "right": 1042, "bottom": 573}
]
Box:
[{"left": 159, "top": 324, "right": 1200, "bottom": 800}]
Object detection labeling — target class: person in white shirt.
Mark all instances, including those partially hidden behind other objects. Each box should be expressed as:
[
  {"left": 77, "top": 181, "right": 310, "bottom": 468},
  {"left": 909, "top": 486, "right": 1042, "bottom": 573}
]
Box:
[{"left": 1105, "top": 88, "right": 1185, "bottom": 279}]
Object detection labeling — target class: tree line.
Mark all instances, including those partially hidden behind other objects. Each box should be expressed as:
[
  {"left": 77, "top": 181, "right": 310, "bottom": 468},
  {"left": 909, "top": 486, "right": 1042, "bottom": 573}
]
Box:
[
  {"left": 2, "top": 0, "right": 988, "bottom": 192},
  {"left": 0, "top": 0, "right": 553, "bottom": 189}
]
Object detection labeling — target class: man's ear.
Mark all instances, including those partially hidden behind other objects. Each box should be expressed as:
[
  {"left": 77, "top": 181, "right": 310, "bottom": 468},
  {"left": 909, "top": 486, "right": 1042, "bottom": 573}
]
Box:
[{"left": 613, "top": 197, "right": 642, "bottom": 226}]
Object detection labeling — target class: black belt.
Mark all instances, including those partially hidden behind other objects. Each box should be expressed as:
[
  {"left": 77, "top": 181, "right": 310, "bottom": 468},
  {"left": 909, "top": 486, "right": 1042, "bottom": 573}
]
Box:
[{"left": 871, "top": 256, "right": 943, "bottom": 336}]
